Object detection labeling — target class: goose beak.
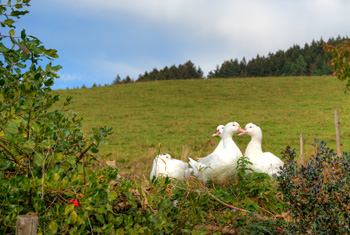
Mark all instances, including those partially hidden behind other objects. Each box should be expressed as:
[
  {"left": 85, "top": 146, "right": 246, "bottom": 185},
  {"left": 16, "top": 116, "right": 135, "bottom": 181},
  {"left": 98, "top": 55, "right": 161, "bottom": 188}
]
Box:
[
  {"left": 238, "top": 127, "right": 247, "bottom": 136},
  {"left": 212, "top": 130, "right": 221, "bottom": 137}
]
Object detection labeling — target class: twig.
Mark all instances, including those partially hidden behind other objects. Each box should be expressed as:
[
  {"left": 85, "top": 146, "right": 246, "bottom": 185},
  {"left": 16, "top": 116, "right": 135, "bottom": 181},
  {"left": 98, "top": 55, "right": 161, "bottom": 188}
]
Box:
[
  {"left": 247, "top": 197, "right": 277, "bottom": 217},
  {"left": 334, "top": 109, "right": 342, "bottom": 156},
  {"left": 197, "top": 182, "right": 270, "bottom": 220},
  {"left": 83, "top": 154, "right": 86, "bottom": 184},
  {"left": 62, "top": 142, "right": 95, "bottom": 178},
  {"left": 40, "top": 197, "right": 57, "bottom": 215},
  {"left": 86, "top": 211, "right": 93, "bottom": 235},
  {"left": 76, "top": 142, "right": 95, "bottom": 164},
  {"left": 194, "top": 225, "right": 237, "bottom": 234},
  {"left": 27, "top": 110, "right": 31, "bottom": 141},
  {"left": 0, "top": 140, "right": 23, "bottom": 166},
  {"left": 0, "top": 137, "right": 26, "bottom": 155},
  {"left": 10, "top": 35, "right": 30, "bottom": 54},
  {"left": 172, "top": 185, "right": 204, "bottom": 194},
  {"left": 175, "top": 180, "right": 271, "bottom": 220},
  {"left": 300, "top": 133, "right": 304, "bottom": 166},
  {"left": 334, "top": 192, "right": 349, "bottom": 211},
  {"left": 42, "top": 157, "right": 45, "bottom": 199}
]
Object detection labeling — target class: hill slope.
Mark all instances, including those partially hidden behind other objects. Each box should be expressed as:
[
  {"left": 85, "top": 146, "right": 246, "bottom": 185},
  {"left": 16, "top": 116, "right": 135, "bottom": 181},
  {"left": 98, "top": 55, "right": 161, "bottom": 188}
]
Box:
[{"left": 54, "top": 76, "right": 350, "bottom": 178}]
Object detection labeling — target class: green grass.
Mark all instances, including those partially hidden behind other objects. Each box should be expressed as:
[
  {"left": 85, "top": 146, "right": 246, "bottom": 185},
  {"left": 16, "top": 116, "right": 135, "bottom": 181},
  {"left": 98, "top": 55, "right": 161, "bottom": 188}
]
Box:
[{"left": 53, "top": 76, "right": 350, "bottom": 178}]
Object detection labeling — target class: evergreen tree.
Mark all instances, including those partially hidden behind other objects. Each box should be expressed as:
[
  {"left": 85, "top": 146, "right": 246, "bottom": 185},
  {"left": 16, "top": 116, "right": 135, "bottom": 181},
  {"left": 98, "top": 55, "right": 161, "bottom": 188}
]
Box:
[
  {"left": 125, "top": 75, "right": 132, "bottom": 83},
  {"left": 197, "top": 66, "right": 204, "bottom": 78},
  {"left": 290, "top": 55, "right": 307, "bottom": 76},
  {"left": 113, "top": 74, "right": 121, "bottom": 85}
]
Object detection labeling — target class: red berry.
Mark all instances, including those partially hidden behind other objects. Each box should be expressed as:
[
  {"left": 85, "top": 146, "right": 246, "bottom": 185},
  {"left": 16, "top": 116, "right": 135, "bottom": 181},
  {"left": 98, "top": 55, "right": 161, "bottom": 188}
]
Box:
[
  {"left": 335, "top": 164, "right": 338, "bottom": 168},
  {"left": 303, "top": 197, "right": 305, "bottom": 199},
  {"left": 69, "top": 199, "right": 74, "bottom": 203},
  {"left": 79, "top": 193, "right": 83, "bottom": 197},
  {"left": 305, "top": 188, "right": 307, "bottom": 191},
  {"left": 73, "top": 199, "right": 79, "bottom": 206}
]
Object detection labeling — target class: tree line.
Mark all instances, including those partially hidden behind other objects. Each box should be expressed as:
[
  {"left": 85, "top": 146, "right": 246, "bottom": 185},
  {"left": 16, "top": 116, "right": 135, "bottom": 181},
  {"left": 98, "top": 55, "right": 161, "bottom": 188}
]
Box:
[
  {"left": 111, "top": 60, "right": 203, "bottom": 86},
  {"left": 208, "top": 36, "right": 349, "bottom": 78},
  {"left": 75, "top": 36, "right": 349, "bottom": 89}
]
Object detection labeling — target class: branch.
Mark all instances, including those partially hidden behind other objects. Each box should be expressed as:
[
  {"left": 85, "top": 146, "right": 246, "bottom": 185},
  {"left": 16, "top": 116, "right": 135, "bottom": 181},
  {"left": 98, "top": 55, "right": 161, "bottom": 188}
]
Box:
[
  {"left": 10, "top": 35, "right": 30, "bottom": 54},
  {"left": 0, "top": 140, "right": 23, "bottom": 166},
  {"left": 76, "top": 142, "right": 95, "bottom": 164},
  {"left": 194, "top": 181, "right": 270, "bottom": 221},
  {"left": 61, "top": 142, "right": 95, "bottom": 178},
  {"left": 172, "top": 185, "right": 204, "bottom": 194},
  {"left": 194, "top": 225, "right": 237, "bottom": 234}
]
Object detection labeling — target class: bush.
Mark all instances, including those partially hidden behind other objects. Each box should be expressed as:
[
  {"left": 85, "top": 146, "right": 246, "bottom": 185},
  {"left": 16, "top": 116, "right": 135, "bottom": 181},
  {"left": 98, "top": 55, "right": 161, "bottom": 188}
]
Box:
[{"left": 277, "top": 140, "right": 350, "bottom": 234}]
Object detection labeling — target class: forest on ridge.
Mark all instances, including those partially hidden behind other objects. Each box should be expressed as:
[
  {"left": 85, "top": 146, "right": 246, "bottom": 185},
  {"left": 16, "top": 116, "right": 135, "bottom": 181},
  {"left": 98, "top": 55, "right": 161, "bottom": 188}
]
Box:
[{"left": 108, "top": 36, "right": 348, "bottom": 86}]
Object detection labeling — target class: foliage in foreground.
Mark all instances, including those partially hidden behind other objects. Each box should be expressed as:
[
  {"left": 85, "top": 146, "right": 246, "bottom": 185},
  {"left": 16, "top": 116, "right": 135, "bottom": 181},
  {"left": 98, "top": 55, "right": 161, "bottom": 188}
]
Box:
[
  {"left": 2, "top": 1, "right": 350, "bottom": 234},
  {"left": 0, "top": 2, "right": 281, "bottom": 233},
  {"left": 324, "top": 40, "right": 350, "bottom": 91}
]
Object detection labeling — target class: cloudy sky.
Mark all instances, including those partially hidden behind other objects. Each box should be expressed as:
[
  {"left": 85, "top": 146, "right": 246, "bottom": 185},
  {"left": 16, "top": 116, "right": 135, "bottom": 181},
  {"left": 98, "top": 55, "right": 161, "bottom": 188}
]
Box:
[{"left": 13, "top": 0, "right": 350, "bottom": 89}]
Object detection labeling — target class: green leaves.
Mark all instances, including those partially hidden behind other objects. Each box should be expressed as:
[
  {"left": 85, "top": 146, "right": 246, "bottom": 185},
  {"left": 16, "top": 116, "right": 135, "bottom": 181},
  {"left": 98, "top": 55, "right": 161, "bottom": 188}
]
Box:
[
  {"left": 44, "top": 49, "right": 59, "bottom": 58},
  {"left": 3, "top": 19, "right": 14, "bottom": 27},
  {"left": 49, "top": 221, "right": 58, "bottom": 234},
  {"left": 8, "top": 29, "right": 15, "bottom": 35},
  {"left": 69, "top": 210, "right": 77, "bottom": 224},
  {"left": 4, "top": 120, "right": 19, "bottom": 134},
  {"left": 34, "top": 154, "right": 44, "bottom": 167},
  {"left": 108, "top": 190, "right": 118, "bottom": 201},
  {"left": 0, "top": 2, "right": 119, "bottom": 234},
  {"left": 63, "top": 204, "right": 75, "bottom": 216},
  {"left": 278, "top": 140, "right": 350, "bottom": 233}
]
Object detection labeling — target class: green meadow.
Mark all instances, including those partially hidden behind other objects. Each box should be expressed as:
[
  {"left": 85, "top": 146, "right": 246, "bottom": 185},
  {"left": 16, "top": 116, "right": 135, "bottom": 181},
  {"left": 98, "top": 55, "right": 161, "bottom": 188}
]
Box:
[{"left": 54, "top": 76, "right": 350, "bottom": 178}]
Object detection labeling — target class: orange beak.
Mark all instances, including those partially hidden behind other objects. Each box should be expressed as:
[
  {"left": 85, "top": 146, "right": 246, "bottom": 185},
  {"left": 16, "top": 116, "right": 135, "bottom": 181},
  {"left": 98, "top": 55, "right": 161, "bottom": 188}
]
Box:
[
  {"left": 238, "top": 126, "right": 247, "bottom": 136},
  {"left": 212, "top": 129, "right": 221, "bottom": 137}
]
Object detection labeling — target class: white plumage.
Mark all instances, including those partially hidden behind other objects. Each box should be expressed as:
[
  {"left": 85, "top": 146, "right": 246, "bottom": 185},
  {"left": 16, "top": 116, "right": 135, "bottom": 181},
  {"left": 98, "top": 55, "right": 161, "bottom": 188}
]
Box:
[
  {"left": 197, "top": 124, "right": 225, "bottom": 161},
  {"left": 238, "top": 123, "right": 284, "bottom": 177},
  {"left": 150, "top": 153, "right": 192, "bottom": 181},
  {"left": 188, "top": 122, "right": 243, "bottom": 183}
]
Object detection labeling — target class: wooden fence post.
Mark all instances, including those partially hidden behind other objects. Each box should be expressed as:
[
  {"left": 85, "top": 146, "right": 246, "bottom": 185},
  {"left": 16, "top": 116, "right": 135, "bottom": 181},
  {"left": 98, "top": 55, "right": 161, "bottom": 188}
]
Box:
[
  {"left": 334, "top": 109, "right": 342, "bottom": 157},
  {"left": 16, "top": 215, "right": 38, "bottom": 235},
  {"left": 300, "top": 133, "right": 304, "bottom": 166}
]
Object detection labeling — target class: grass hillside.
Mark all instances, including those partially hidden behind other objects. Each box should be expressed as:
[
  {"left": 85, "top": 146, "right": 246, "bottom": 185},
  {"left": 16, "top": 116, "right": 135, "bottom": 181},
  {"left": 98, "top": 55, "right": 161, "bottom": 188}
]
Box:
[{"left": 54, "top": 76, "right": 350, "bottom": 178}]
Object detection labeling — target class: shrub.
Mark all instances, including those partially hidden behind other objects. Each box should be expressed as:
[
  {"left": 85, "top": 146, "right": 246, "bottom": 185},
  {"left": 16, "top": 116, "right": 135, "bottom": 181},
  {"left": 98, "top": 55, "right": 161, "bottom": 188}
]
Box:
[{"left": 278, "top": 140, "right": 350, "bottom": 234}]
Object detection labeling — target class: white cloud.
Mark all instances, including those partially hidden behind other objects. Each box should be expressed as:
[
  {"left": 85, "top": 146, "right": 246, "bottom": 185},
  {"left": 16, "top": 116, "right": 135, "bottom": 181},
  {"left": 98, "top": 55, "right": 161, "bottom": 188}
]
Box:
[
  {"left": 38, "top": 0, "right": 350, "bottom": 86},
  {"left": 58, "top": 72, "right": 83, "bottom": 82},
  {"left": 56, "top": 0, "right": 350, "bottom": 50}
]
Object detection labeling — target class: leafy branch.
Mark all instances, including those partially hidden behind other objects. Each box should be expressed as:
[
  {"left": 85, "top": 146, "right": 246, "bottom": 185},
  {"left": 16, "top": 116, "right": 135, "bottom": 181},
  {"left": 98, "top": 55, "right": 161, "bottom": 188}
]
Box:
[{"left": 0, "top": 140, "right": 23, "bottom": 167}]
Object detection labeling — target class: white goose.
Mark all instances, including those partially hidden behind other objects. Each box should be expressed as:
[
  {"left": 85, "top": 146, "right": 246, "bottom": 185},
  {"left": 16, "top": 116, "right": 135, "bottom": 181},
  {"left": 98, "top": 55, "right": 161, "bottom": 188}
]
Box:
[
  {"left": 238, "top": 123, "right": 284, "bottom": 177},
  {"left": 150, "top": 153, "right": 192, "bottom": 181},
  {"left": 197, "top": 125, "right": 225, "bottom": 161},
  {"left": 189, "top": 122, "right": 243, "bottom": 183},
  {"left": 211, "top": 124, "right": 225, "bottom": 153}
]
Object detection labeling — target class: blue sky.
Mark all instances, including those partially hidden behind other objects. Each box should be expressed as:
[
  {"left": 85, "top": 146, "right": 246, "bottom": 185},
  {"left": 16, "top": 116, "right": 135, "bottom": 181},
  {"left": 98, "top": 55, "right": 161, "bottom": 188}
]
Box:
[{"left": 11, "top": 0, "right": 350, "bottom": 89}]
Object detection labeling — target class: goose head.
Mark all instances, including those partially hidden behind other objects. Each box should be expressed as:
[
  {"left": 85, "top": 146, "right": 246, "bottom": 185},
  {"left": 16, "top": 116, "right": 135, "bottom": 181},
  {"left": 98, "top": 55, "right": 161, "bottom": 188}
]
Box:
[
  {"left": 156, "top": 153, "right": 172, "bottom": 163},
  {"left": 238, "top": 123, "right": 262, "bottom": 138},
  {"left": 212, "top": 125, "right": 224, "bottom": 138},
  {"left": 222, "top": 121, "right": 241, "bottom": 137}
]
